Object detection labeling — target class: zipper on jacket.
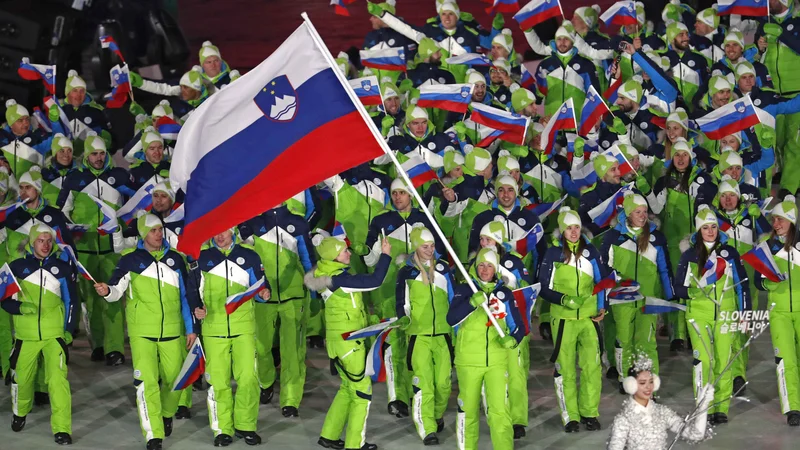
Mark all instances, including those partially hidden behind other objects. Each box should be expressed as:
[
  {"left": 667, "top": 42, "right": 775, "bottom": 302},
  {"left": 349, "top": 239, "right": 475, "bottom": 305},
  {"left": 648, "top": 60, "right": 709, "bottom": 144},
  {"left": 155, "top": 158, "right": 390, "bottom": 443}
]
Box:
[
  {"left": 485, "top": 324, "right": 490, "bottom": 367},
  {"left": 430, "top": 281, "right": 436, "bottom": 335},
  {"left": 790, "top": 249, "right": 794, "bottom": 312},
  {"left": 157, "top": 259, "right": 164, "bottom": 339},
  {"left": 225, "top": 258, "right": 231, "bottom": 338},
  {"left": 38, "top": 262, "right": 43, "bottom": 340},
  {"left": 273, "top": 210, "right": 281, "bottom": 303},
  {"left": 575, "top": 257, "right": 580, "bottom": 320}
]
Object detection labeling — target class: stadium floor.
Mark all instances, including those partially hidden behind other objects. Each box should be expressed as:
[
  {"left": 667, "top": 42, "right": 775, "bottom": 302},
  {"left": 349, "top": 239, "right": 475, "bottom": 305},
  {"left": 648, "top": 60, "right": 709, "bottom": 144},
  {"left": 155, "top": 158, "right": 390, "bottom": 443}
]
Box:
[{"left": 2, "top": 297, "right": 797, "bottom": 450}]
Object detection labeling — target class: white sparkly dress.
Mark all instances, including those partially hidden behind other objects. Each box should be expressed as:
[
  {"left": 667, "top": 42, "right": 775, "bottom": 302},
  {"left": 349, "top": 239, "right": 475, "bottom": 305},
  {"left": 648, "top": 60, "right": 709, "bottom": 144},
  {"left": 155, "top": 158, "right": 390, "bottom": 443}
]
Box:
[{"left": 606, "top": 396, "right": 711, "bottom": 450}]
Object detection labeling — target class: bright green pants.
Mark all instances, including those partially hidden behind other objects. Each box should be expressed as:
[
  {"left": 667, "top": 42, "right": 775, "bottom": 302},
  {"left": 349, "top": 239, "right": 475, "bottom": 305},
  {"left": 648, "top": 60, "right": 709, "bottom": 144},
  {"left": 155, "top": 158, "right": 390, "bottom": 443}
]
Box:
[
  {"left": 456, "top": 364, "right": 512, "bottom": 450},
  {"left": 771, "top": 311, "right": 800, "bottom": 414},
  {"left": 0, "top": 307, "right": 12, "bottom": 378},
  {"left": 613, "top": 304, "right": 659, "bottom": 380},
  {"left": 408, "top": 334, "right": 452, "bottom": 439},
  {"left": 78, "top": 251, "right": 123, "bottom": 353},
  {"left": 551, "top": 318, "right": 602, "bottom": 424},
  {"left": 205, "top": 334, "right": 259, "bottom": 436},
  {"left": 777, "top": 111, "right": 800, "bottom": 194},
  {"left": 507, "top": 335, "right": 530, "bottom": 426},
  {"left": 255, "top": 300, "right": 306, "bottom": 408},
  {"left": 130, "top": 336, "right": 185, "bottom": 441},
  {"left": 321, "top": 337, "right": 372, "bottom": 449},
  {"left": 687, "top": 315, "right": 735, "bottom": 414},
  {"left": 10, "top": 338, "right": 71, "bottom": 434}
]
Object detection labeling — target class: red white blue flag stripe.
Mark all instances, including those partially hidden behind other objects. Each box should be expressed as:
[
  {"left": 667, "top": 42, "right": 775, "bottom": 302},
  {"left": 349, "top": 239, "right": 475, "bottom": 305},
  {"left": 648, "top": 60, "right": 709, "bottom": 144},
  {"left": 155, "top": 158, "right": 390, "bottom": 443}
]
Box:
[
  {"left": 643, "top": 297, "right": 686, "bottom": 314},
  {"left": 0, "top": 263, "right": 21, "bottom": 301},
  {"left": 579, "top": 86, "right": 610, "bottom": 137},
  {"left": 593, "top": 270, "right": 618, "bottom": 295},
  {"left": 117, "top": 180, "right": 157, "bottom": 225},
  {"left": 349, "top": 75, "right": 382, "bottom": 106},
  {"left": 697, "top": 253, "right": 727, "bottom": 288},
  {"left": 156, "top": 116, "right": 182, "bottom": 140},
  {"left": 604, "top": 145, "right": 635, "bottom": 177},
  {"left": 401, "top": 154, "right": 438, "bottom": 187},
  {"left": 360, "top": 47, "right": 407, "bottom": 72},
  {"left": 696, "top": 96, "right": 760, "bottom": 140},
  {"left": 742, "top": 241, "right": 786, "bottom": 283},
  {"left": 600, "top": 1, "right": 639, "bottom": 26},
  {"left": 18, "top": 58, "right": 56, "bottom": 95},
  {"left": 87, "top": 195, "right": 120, "bottom": 235},
  {"left": 99, "top": 35, "right": 125, "bottom": 62},
  {"left": 172, "top": 338, "right": 205, "bottom": 391},
  {"left": 541, "top": 98, "right": 577, "bottom": 156},
  {"left": 366, "top": 327, "right": 393, "bottom": 382},
  {"left": 446, "top": 53, "right": 491, "bottom": 67},
  {"left": 342, "top": 318, "right": 398, "bottom": 340},
  {"left": 588, "top": 185, "right": 632, "bottom": 228},
  {"left": 716, "top": 0, "right": 769, "bottom": 16},
  {"left": 225, "top": 277, "right": 267, "bottom": 315},
  {"left": 470, "top": 102, "right": 529, "bottom": 144},
  {"left": 417, "top": 84, "right": 473, "bottom": 113},
  {"left": 486, "top": 0, "right": 520, "bottom": 14},
  {"left": 511, "top": 283, "right": 540, "bottom": 335},
  {"left": 525, "top": 194, "right": 568, "bottom": 221},
  {"left": 513, "top": 0, "right": 563, "bottom": 30}
]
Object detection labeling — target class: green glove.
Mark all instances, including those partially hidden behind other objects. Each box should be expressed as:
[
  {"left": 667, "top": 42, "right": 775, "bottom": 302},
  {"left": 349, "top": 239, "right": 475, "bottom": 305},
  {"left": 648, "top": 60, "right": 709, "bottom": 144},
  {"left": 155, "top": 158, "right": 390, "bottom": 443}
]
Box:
[
  {"left": 763, "top": 23, "right": 783, "bottom": 38},
  {"left": 129, "top": 71, "right": 143, "bottom": 88},
  {"left": 369, "top": 314, "right": 381, "bottom": 326},
  {"left": 453, "top": 121, "right": 468, "bottom": 140},
  {"left": 398, "top": 78, "right": 413, "bottom": 94},
  {"left": 63, "top": 332, "right": 73, "bottom": 346},
  {"left": 760, "top": 127, "right": 776, "bottom": 149},
  {"left": 470, "top": 291, "right": 488, "bottom": 308},
  {"left": 763, "top": 279, "right": 780, "bottom": 292},
  {"left": 48, "top": 104, "right": 60, "bottom": 122},
  {"left": 636, "top": 175, "right": 651, "bottom": 194},
  {"left": 573, "top": 136, "right": 585, "bottom": 159},
  {"left": 396, "top": 315, "right": 411, "bottom": 330},
  {"left": 19, "top": 303, "right": 37, "bottom": 315},
  {"left": 688, "top": 287, "right": 705, "bottom": 298},
  {"left": 367, "top": 1, "right": 383, "bottom": 17},
  {"left": 561, "top": 295, "right": 585, "bottom": 310},
  {"left": 381, "top": 114, "right": 395, "bottom": 136},
  {"left": 748, "top": 203, "right": 761, "bottom": 218},
  {"left": 499, "top": 335, "right": 517, "bottom": 349},
  {"left": 310, "top": 295, "right": 322, "bottom": 315},
  {"left": 352, "top": 243, "right": 369, "bottom": 255},
  {"left": 129, "top": 101, "right": 146, "bottom": 117},
  {"left": 610, "top": 117, "right": 627, "bottom": 135},
  {"left": 492, "top": 13, "right": 505, "bottom": 30}
]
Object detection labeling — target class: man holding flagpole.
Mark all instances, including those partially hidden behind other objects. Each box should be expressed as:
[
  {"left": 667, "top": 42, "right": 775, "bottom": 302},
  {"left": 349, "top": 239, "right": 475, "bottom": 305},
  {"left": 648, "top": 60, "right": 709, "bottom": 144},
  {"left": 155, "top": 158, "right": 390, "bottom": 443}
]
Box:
[
  {"left": 190, "top": 227, "right": 270, "bottom": 446},
  {"left": 93, "top": 214, "right": 197, "bottom": 450}
]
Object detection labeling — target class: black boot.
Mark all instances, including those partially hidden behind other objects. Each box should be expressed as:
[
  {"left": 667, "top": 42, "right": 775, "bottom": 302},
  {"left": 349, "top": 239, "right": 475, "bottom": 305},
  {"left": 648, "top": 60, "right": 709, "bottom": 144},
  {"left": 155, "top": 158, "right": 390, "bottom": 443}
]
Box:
[
  {"left": 34, "top": 391, "right": 50, "bottom": 406},
  {"left": 788, "top": 411, "right": 800, "bottom": 426},
  {"left": 605, "top": 366, "right": 619, "bottom": 380},
  {"left": 618, "top": 381, "right": 625, "bottom": 395},
  {"left": 422, "top": 433, "right": 439, "bottom": 445},
  {"left": 564, "top": 421, "right": 580, "bottom": 433},
  {"left": 308, "top": 335, "right": 325, "bottom": 349},
  {"left": 733, "top": 376, "right": 747, "bottom": 396},
  {"left": 388, "top": 400, "right": 409, "bottom": 418},
  {"left": 163, "top": 417, "right": 173, "bottom": 437},
  {"left": 346, "top": 444, "right": 377, "bottom": 450},
  {"left": 436, "top": 417, "right": 444, "bottom": 433},
  {"left": 260, "top": 385, "right": 274, "bottom": 404},
  {"left": 105, "top": 351, "right": 125, "bottom": 366},
  {"left": 282, "top": 406, "right": 299, "bottom": 417},
  {"left": 235, "top": 429, "right": 262, "bottom": 446},
  {"left": 707, "top": 414, "right": 716, "bottom": 426},
  {"left": 580, "top": 417, "right": 601, "bottom": 431},
  {"left": 713, "top": 413, "right": 728, "bottom": 424},
  {"left": 193, "top": 378, "right": 206, "bottom": 391},
  {"left": 539, "top": 322, "right": 552, "bottom": 341},
  {"left": 272, "top": 347, "right": 281, "bottom": 368},
  {"left": 175, "top": 406, "right": 191, "bottom": 419},
  {"left": 658, "top": 325, "right": 668, "bottom": 337},
  {"left": 513, "top": 424, "right": 526, "bottom": 439},
  {"left": 91, "top": 347, "right": 105, "bottom": 362},
  {"left": 670, "top": 339, "right": 685, "bottom": 351},
  {"left": 11, "top": 414, "right": 25, "bottom": 432},
  {"left": 318, "top": 437, "right": 345, "bottom": 449},
  {"left": 54, "top": 432, "right": 72, "bottom": 445},
  {"left": 213, "top": 434, "right": 233, "bottom": 447},
  {"left": 146, "top": 438, "right": 163, "bottom": 450}
]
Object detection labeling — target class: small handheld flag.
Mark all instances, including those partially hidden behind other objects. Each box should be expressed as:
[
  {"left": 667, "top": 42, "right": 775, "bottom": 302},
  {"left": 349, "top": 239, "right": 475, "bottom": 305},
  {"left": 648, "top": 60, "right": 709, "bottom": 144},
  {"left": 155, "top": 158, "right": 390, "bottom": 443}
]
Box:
[
  {"left": 445, "top": 53, "right": 491, "bottom": 67},
  {"left": 107, "top": 64, "right": 132, "bottom": 109},
  {"left": 697, "top": 253, "right": 727, "bottom": 288},
  {"left": 365, "top": 327, "right": 393, "bottom": 382},
  {"left": 525, "top": 194, "right": 568, "bottom": 221},
  {"left": 342, "top": 318, "right": 399, "bottom": 340},
  {"left": 349, "top": 76, "right": 383, "bottom": 106},
  {"left": 716, "top": 0, "right": 769, "bottom": 16},
  {"left": 541, "top": 99, "right": 577, "bottom": 156},
  {"left": 742, "top": 241, "right": 787, "bottom": 283},
  {"left": 513, "top": 0, "right": 563, "bottom": 30},
  {"left": 470, "top": 103, "right": 529, "bottom": 145},
  {"left": 520, "top": 64, "right": 535, "bottom": 90},
  {"left": 417, "top": 84, "right": 473, "bottom": 113},
  {"left": 360, "top": 47, "right": 406, "bottom": 72},
  {"left": 400, "top": 154, "right": 438, "bottom": 188},
  {"left": 588, "top": 185, "right": 632, "bottom": 228},
  {"left": 511, "top": 283, "right": 540, "bottom": 335},
  {"left": 579, "top": 86, "right": 610, "bottom": 137},
  {"left": 330, "top": 0, "right": 357, "bottom": 16},
  {"left": 600, "top": 1, "right": 639, "bottom": 26},
  {"left": 0, "top": 263, "right": 21, "bottom": 301},
  {"left": 696, "top": 96, "right": 760, "bottom": 140},
  {"left": 0, "top": 200, "right": 25, "bottom": 222},
  {"left": 75, "top": 260, "right": 96, "bottom": 282},
  {"left": 486, "top": 0, "right": 520, "bottom": 14},
  {"left": 86, "top": 195, "right": 120, "bottom": 235},
  {"left": 116, "top": 180, "right": 158, "bottom": 225},
  {"left": 172, "top": 338, "right": 205, "bottom": 391},
  {"left": 514, "top": 222, "right": 544, "bottom": 257},
  {"left": 99, "top": 35, "right": 125, "bottom": 62},
  {"left": 593, "top": 270, "right": 618, "bottom": 295},
  {"left": 604, "top": 145, "right": 635, "bottom": 177},
  {"left": 643, "top": 297, "right": 686, "bottom": 314},
  {"left": 18, "top": 58, "right": 56, "bottom": 95},
  {"left": 225, "top": 277, "right": 268, "bottom": 315}
]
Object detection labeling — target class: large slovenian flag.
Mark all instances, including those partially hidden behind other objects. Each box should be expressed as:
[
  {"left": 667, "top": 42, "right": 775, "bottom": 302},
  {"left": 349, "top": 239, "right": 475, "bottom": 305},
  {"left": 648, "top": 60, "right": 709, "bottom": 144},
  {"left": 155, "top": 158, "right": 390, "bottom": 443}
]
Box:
[
  {"left": 716, "top": 0, "right": 769, "bottom": 16},
  {"left": 511, "top": 283, "right": 540, "bottom": 335},
  {"left": 604, "top": 145, "right": 635, "bottom": 177},
  {"left": 643, "top": 297, "right": 686, "bottom": 314},
  {"left": 366, "top": 327, "right": 393, "bottom": 382},
  {"left": 696, "top": 96, "right": 760, "bottom": 140},
  {"left": 18, "top": 58, "right": 56, "bottom": 95},
  {"left": 360, "top": 47, "right": 406, "bottom": 72},
  {"left": 225, "top": 277, "right": 267, "bottom": 314},
  {"left": 342, "top": 318, "right": 398, "bottom": 340},
  {"left": 156, "top": 115, "right": 182, "bottom": 140},
  {"left": 697, "top": 252, "right": 727, "bottom": 288},
  {"left": 470, "top": 102, "right": 530, "bottom": 145},
  {"left": 600, "top": 1, "right": 639, "bottom": 26},
  {"left": 486, "top": 0, "right": 520, "bottom": 14},
  {"left": 0, "top": 263, "right": 21, "bottom": 301},
  {"left": 86, "top": 195, "right": 120, "bottom": 235},
  {"left": 172, "top": 338, "right": 205, "bottom": 391},
  {"left": 446, "top": 53, "right": 491, "bottom": 67},
  {"left": 116, "top": 179, "right": 158, "bottom": 225},
  {"left": 541, "top": 99, "right": 577, "bottom": 156},
  {"left": 170, "top": 21, "right": 388, "bottom": 258},
  {"left": 513, "top": 0, "right": 563, "bottom": 30},
  {"left": 418, "top": 84, "right": 473, "bottom": 113},
  {"left": 742, "top": 241, "right": 787, "bottom": 283},
  {"left": 588, "top": 184, "right": 632, "bottom": 228},
  {"left": 579, "top": 86, "right": 610, "bottom": 137},
  {"left": 99, "top": 35, "right": 125, "bottom": 62},
  {"left": 349, "top": 75, "right": 382, "bottom": 106},
  {"left": 401, "top": 154, "right": 438, "bottom": 187},
  {"left": 525, "top": 194, "right": 568, "bottom": 221}
]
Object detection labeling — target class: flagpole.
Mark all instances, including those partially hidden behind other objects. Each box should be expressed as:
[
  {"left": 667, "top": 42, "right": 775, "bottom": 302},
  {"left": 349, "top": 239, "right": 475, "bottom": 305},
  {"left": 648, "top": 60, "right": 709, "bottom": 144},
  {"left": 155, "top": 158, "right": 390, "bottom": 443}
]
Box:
[
  {"left": 124, "top": 63, "right": 136, "bottom": 104},
  {"left": 302, "top": 12, "right": 506, "bottom": 337}
]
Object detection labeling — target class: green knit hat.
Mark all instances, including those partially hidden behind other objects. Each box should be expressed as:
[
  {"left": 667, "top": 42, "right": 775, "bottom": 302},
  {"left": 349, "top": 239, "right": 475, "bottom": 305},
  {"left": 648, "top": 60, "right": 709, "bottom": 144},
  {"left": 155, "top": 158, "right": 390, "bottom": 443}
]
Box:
[
  {"left": 335, "top": 51, "right": 350, "bottom": 76},
  {"left": 666, "top": 108, "right": 689, "bottom": 130},
  {"left": 622, "top": 192, "right": 647, "bottom": 216},
  {"left": 316, "top": 236, "right": 348, "bottom": 261},
  {"left": 153, "top": 181, "right": 176, "bottom": 202},
  {"left": 497, "top": 150, "right": 520, "bottom": 173},
  {"left": 465, "top": 147, "right": 492, "bottom": 173},
  {"left": 410, "top": 225, "right": 435, "bottom": 251},
  {"left": 137, "top": 213, "right": 163, "bottom": 239},
  {"left": 19, "top": 166, "right": 42, "bottom": 193},
  {"left": 491, "top": 57, "right": 511, "bottom": 74},
  {"left": 695, "top": 205, "right": 718, "bottom": 232},
  {"left": 466, "top": 69, "right": 486, "bottom": 85},
  {"left": 554, "top": 25, "right": 575, "bottom": 42},
  {"left": 494, "top": 174, "right": 519, "bottom": 196},
  {"left": 718, "top": 151, "right": 743, "bottom": 173},
  {"left": 151, "top": 100, "right": 174, "bottom": 119},
  {"left": 65, "top": 70, "right": 86, "bottom": 95},
  {"left": 558, "top": 207, "right": 581, "bottom": 233},
  {"left": 372, "top": 1, "right": 396, "bottom": 14},
  {"left": 617, "top": 79, "right": 643, "bottom": 103},
  {"left": 140, "top": 126, "right": 164, "bottom": 149},
  {"left": 443, "top": 149, "right": 465, "bottom": 173},
  {"left": 574, "top": 5, "right": 601, "bottom": 30},
  {"left": 666, "top": 22, "right": 689, "bottom": 45},
  {"left": 50, "top": 133, "right": 73, "bottom": 156},
  {"left": 709, "top": 75, "right": 733, "bottom": 97},
  {"left": 491, "top": 29, "right": 514, "bottom": 54},
  {"left": 511, "top": 88, "right": 536, "bottom": 113},
  {"left": 618, "top": 143, "right": 638, "bottom": 162},
  {"left": 672, "top": 137, "right": 694, "bottom": 159},
  {"left": 772, "top": 196, "right": 798, "bottom": 225},
  {"left": 380, "top": 82, "right": 400, "bottom": 99},
  {"left": 405, "top": 106, "right": 429, "bottom": 127},
  {"left": 593, "top": 153, "right": 617, "bottom": 178},
  {"left": 28, "top": 223, "right": 57, "bottom": 252},
  {"left": 475, "top": 247, "right": 499, "bottom": 271},
  {"left": 199, "top": 40, "right": 221, "bottom": 62},
  {"left": 479, "top": 221, "right": 506, "bottom": 244},
  {"left": 696, "top": 8, "right": 719, "bottom": 30},
  {"left": 179, "top": 67, "right": 205, "bottom": 91},
  {"left": 84, "top": 133, "right": 107, "bottom": 154},
  {"left": 724, "top": 29, "right": 744, "bottom": 48},
  {"left": 734, "top": 61, "right": 756, "bottom": 81},
  {"left": 418, "top": 38, "right": 440, "bottom": 59},
  {"left": 718, "top": 174, "right": 740, "bottom": 197},
  {"left": 4, "top": 99, "right": 29, "bottom": 125}
]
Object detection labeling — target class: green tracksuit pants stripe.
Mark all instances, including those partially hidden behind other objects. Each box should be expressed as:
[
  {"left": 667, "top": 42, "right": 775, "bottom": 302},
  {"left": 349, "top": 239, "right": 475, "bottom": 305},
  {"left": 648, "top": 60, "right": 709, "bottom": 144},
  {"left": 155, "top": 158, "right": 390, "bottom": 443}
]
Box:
[
  {"left": 78, "top": 252, "right": 123, "bottom": 353},
  {"left": 507, "top": 335, "right": 530, "bottom": 426},
  {"left": 321, "top": 337, "right": 371, "bottom": 449},
  {"left": 687, "top": 315, "right": 735, "bottom": 414},
  {"left": 131, "top": 336, "right": 185, "bottom": 441},
  {"left": 10, "top": 338, "right": 71, "bottom": 434},
  {"left": 456, "top": 365, "right": 512, "bottom": 450},
  {"left": 551, "top": 318, "right": 602, "bottom": 424},
  {"left": 771, "top": 311, "right": 800, "bottom": 414},
  {"left": 409, "top": 335, "right": 452, "bottom": 440},
  {"left": 613, "top": 304, "right": 659, "bottom": 380},
  {"left": 205, "top": 334, "right": 259, "bottom": 436},
  {"left": 255, "top": 300, "right": 306, "bottom": 408}
]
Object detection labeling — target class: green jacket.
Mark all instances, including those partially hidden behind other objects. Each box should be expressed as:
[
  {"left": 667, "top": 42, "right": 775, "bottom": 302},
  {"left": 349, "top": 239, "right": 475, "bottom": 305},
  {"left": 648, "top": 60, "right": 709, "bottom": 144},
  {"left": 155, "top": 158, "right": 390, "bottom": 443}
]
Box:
[
  {"left": 395, "top": 255, "right": 454, "bottom": 336},
  {"left": 538, "top": 236, "right": 607, "bottom": 320},
  {"left": 757, "top": 9, "right": 800, "bottom": 95},
  {"left": 757, "top": 236, "right": 800, "bottom": 313}
]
